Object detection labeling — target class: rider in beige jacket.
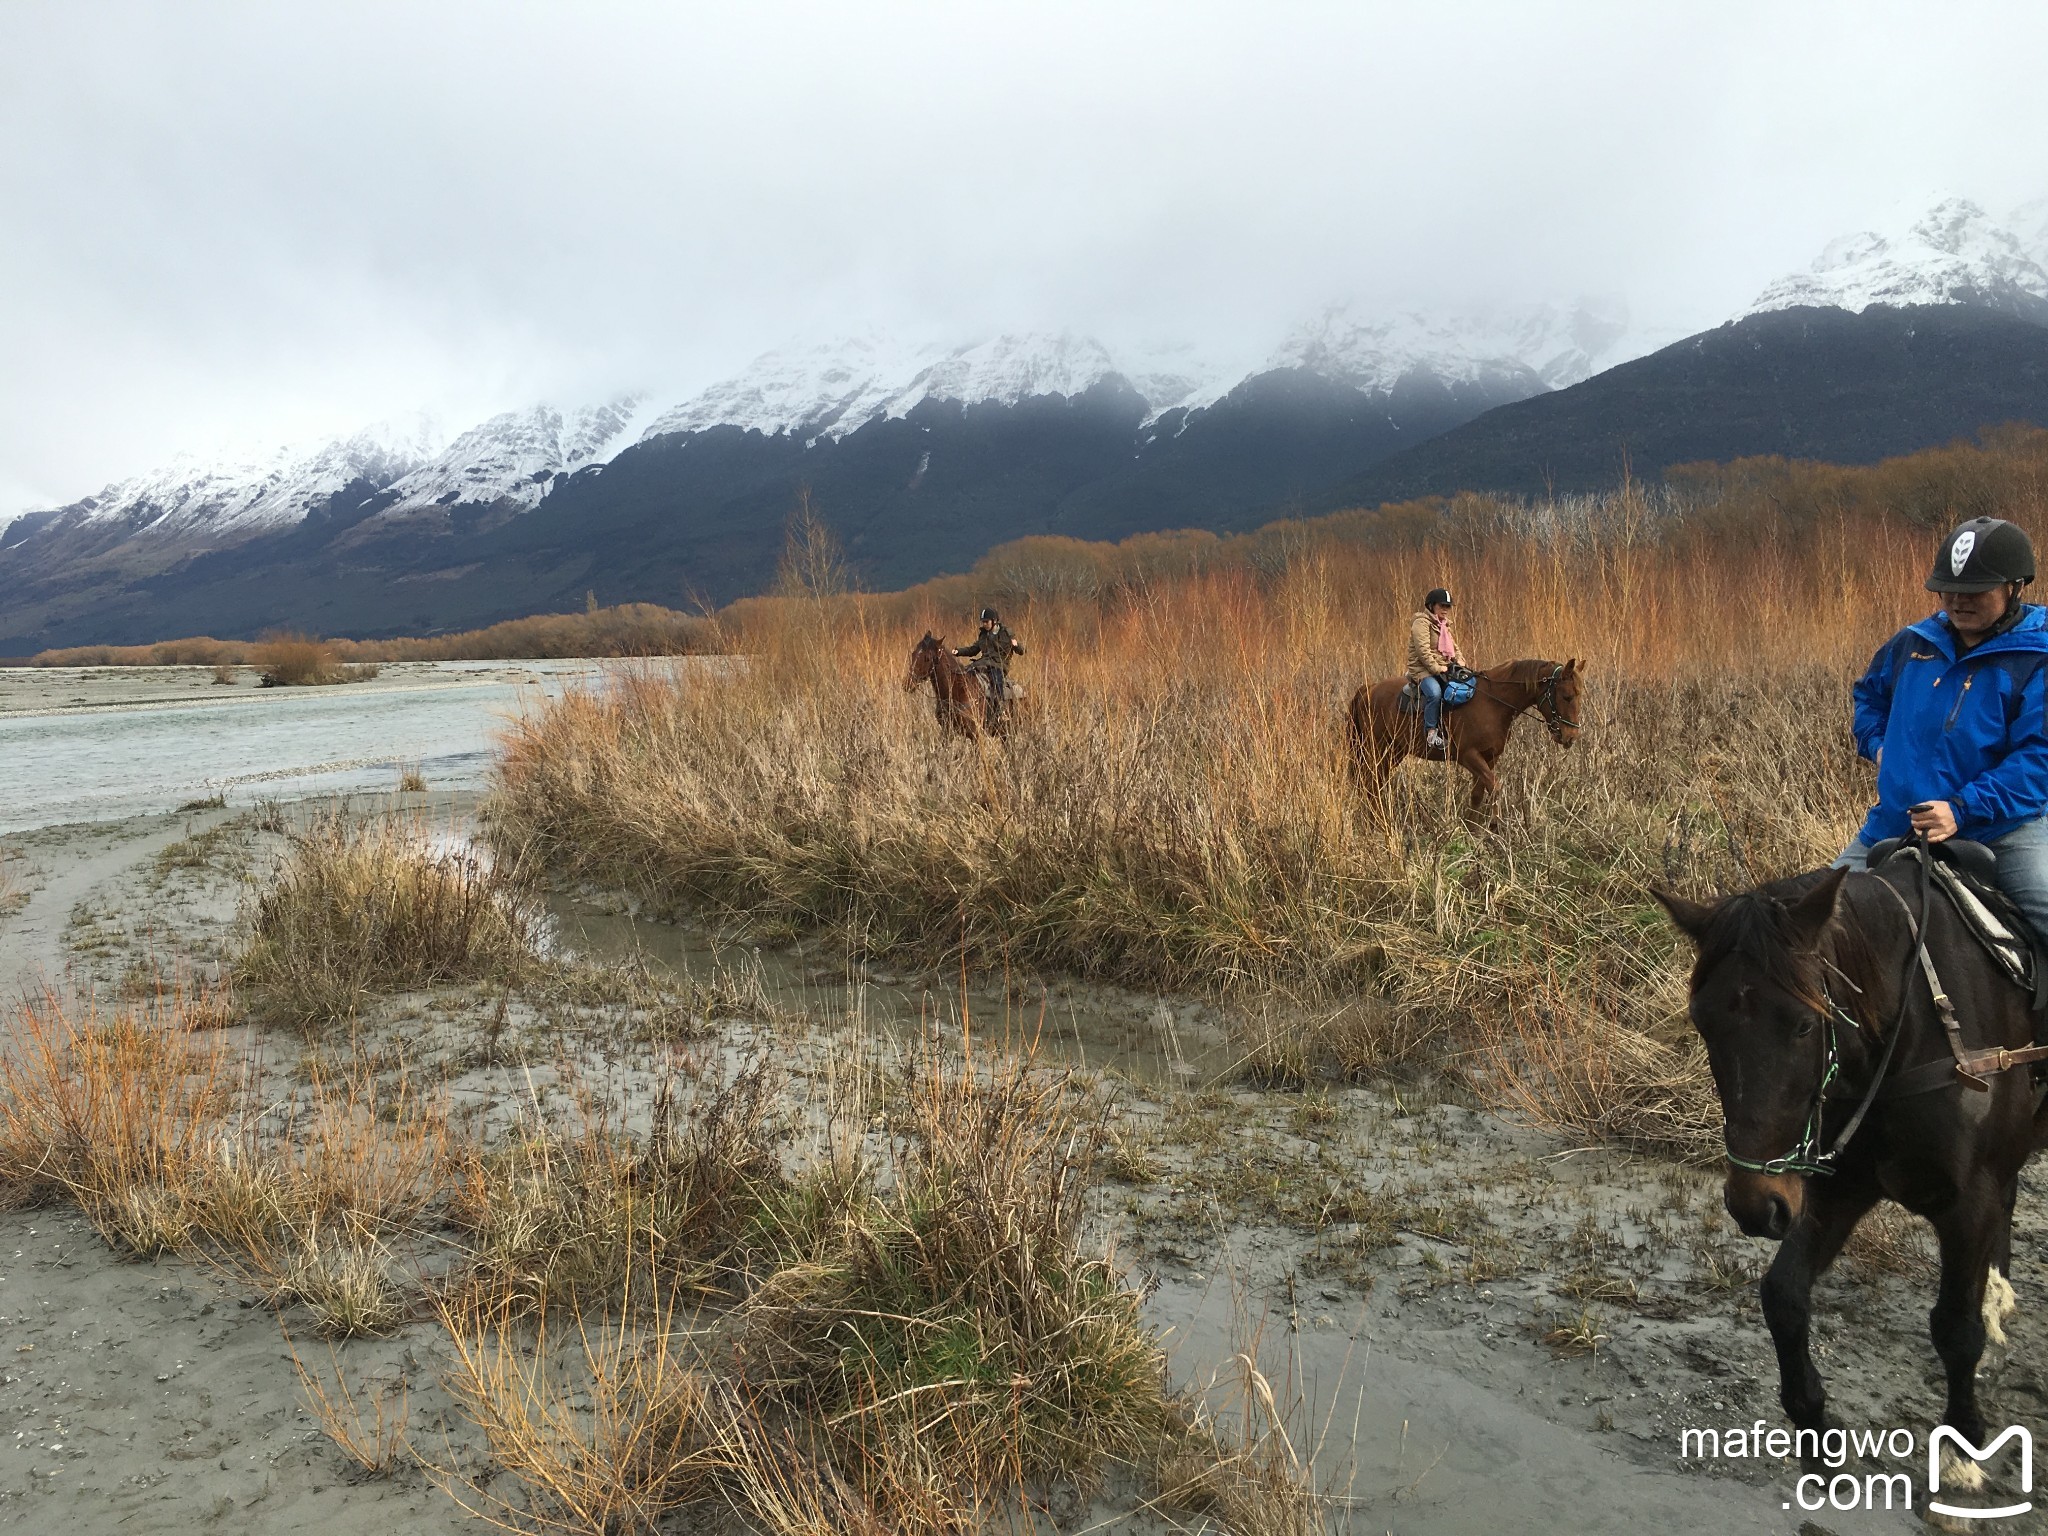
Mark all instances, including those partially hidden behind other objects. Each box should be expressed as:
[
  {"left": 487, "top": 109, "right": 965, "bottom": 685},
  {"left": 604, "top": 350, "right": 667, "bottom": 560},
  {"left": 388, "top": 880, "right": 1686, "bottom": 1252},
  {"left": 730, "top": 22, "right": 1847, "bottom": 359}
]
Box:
[{"left": 1406, "top": 588, "right": 1459, "bottom": 749}]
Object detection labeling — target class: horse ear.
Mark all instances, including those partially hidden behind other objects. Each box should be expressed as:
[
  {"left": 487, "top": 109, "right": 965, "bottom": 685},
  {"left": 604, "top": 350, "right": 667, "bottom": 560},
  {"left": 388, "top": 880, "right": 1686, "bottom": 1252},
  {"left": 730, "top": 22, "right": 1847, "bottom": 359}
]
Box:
[
  {"left": 1565, "top": 657, "right": 1580, "bottom": 675},
  {"left": 1651, "top": 886, "right": 1719, "bottom": 943},
  {"left": 1779, "top": 865, "right": 1848, "bottom": 949}
]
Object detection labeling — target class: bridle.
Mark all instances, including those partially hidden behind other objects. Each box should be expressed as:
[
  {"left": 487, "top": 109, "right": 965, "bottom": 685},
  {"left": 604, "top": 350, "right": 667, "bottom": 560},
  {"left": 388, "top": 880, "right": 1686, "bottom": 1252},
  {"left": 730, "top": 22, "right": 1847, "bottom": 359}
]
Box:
[
  {"left": 1473, "top": 663, "right": 1580, "bottom": 742},
  {"left": 1721, "top": 861, "right": 1926, "bottom": 1179}
]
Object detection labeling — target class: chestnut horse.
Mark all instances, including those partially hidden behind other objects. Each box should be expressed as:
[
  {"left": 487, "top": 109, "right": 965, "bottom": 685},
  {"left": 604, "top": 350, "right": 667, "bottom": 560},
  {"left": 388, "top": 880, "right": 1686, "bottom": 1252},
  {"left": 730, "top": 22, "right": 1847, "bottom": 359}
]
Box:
[
  {"left": 1345, "top": 658, "right": 1583, "bottom": 811},
  {"left": 906, "top": 632, "right": 1000, "bottom": 738}
]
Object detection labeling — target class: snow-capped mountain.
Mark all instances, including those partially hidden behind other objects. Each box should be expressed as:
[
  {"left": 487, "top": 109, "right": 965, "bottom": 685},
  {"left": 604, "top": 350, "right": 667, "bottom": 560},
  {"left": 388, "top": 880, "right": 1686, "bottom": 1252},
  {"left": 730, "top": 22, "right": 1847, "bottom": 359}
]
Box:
[
  {"left": 64, "top": 413, "right": 445, "bottom": 538},
  {"left": 378, "top": 397, "right": 660, "bottom": 517},
  {"left": 14, "top": 188, "right": 2048, "bottom": 614},
  {"left": 638, "top": 331, "right": 1245, "bottom": 445},
  {"left": 632, "top": 310, "right": 1619, "bottom": 453},
  {"left": 1746, "top": 196, "right": 2048, "bottom": 318}
]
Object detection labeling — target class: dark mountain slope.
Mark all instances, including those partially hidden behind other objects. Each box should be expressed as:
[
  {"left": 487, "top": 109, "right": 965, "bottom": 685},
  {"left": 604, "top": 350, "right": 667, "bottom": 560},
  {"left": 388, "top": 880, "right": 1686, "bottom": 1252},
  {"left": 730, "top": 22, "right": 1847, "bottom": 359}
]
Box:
[{"left": 1318, "top": 305, "right": 2048, "bottom": 509}]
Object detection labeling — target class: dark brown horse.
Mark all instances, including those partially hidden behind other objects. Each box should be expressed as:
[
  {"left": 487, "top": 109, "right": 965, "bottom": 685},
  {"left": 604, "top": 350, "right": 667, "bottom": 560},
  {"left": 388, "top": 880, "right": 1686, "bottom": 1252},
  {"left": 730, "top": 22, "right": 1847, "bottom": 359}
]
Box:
[
  {"left": 1345, "top": 658, "right": 1582, "bottom": 811},
  {"left": 905, "top": 632, "right": 998, "bottom": 738},
  {"left": 1657, "top": 861, "right": 2048, "bottom": 1482}
]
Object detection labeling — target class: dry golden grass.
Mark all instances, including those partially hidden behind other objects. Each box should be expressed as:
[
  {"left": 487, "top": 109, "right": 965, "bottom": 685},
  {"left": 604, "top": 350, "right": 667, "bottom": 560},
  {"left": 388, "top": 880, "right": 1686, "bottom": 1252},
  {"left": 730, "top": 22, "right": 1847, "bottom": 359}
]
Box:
[
  {"left": 489, "top": 488, "right": 1933, "bottom": 1155},
  {"left": 449, "top": 1065, "right": 790, "bottom": 1314},
  {"left": 0, "top": 989, "right": 238, "bottom": 1229},
  {"left": 0, "top": 987, "right": 1319, "bottom": 1531},
  {"left": 289, "top": 1339, "right": 414, "bottom": 1475},
  {"left": 234, "top": 808, "right": 543, "bottom": 1030},
  {"left": 0, "top": 987, "right": 450, "bottom": 1333},
  {"left": 252, "top": 632, "right": 348, "bottom": 686},
  {"left": 433, "top": 1043, "right": 1295, "bottom": 1535}
]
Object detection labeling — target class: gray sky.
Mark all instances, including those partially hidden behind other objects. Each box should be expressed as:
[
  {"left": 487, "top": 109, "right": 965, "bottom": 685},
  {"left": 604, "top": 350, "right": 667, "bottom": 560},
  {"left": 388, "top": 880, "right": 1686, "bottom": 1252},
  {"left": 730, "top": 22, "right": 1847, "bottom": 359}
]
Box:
[{"left": 4, "top": 0, "right": 2045, "bottom": 512}]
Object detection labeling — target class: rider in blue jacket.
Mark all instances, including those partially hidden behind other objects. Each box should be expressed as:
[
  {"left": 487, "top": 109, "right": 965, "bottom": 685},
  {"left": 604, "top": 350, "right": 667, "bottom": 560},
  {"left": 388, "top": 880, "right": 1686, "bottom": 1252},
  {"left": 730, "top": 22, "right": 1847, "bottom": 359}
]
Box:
[{"left": 1837, "top": 517, "right": 2048, "bottom": 939}]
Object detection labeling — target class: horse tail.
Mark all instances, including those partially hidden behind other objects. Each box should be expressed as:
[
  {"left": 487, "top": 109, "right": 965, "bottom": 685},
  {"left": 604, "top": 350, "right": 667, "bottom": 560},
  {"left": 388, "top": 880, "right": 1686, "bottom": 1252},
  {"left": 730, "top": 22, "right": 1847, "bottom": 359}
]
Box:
[{"left": 1344, "top": 688, "right": 1373, "bottom": 780}]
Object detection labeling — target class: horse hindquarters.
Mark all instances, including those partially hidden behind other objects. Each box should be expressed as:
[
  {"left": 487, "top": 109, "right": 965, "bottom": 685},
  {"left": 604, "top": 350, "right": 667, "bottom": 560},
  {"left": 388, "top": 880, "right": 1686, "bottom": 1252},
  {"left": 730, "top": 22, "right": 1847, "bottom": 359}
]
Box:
[{"left": 1346, "top": 686, "right": 1404, "bottom": 785}]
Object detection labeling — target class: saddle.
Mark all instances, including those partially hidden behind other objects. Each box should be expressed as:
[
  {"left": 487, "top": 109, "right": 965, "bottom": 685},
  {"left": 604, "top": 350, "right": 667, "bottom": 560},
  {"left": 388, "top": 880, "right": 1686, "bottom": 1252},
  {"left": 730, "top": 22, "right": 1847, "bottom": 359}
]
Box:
[
  {"left": 1865, "top": 838, "right": 2048, "bottom": 1013},
  {"left": 1397, "top": 668, "right": 1476, "bottom": 715}
]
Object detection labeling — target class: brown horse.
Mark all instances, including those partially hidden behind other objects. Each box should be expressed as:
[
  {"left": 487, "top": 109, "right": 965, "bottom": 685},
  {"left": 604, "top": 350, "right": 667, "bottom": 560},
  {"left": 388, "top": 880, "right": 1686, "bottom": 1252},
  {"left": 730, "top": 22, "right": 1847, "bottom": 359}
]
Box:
[
  {"left": 905, "top": 633, "right": 999, "bottom": 738},
  {"left": 1345, "top": 658, "right": 1583, "bottom": 811}
]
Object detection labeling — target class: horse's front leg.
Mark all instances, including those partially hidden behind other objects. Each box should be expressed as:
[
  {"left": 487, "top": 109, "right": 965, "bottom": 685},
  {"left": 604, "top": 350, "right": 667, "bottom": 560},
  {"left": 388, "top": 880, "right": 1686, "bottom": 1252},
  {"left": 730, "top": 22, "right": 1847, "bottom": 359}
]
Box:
[
  {"left": 1760, "top": 1178, "right": 1878, "bottom": 1436},
  {"left": 1456, "top": 746, "right": 1499, "bottom": 815},
  {"left": 1928, "top": 1178, "right": 2006, "bottom": 1455}
]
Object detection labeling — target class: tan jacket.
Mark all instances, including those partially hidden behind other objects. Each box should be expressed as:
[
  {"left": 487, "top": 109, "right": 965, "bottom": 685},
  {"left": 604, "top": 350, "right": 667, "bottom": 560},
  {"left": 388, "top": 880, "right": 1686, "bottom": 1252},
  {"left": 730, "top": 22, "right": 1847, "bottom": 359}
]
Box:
[{"left": 1406, "top": 611, "right": 1457, "bottom": 681}]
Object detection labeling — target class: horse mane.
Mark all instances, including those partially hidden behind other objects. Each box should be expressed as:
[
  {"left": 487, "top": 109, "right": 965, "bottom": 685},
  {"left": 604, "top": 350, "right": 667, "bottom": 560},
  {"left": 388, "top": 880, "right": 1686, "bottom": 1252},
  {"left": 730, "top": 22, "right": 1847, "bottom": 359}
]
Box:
[{"left": 1695, "top": 870, "right": 1888, "bottom": 1030}]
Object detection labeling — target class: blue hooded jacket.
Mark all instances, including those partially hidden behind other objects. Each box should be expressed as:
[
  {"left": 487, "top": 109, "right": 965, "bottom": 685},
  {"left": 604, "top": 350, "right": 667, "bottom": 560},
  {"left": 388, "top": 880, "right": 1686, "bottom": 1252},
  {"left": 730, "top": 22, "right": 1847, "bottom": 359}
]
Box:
[{"left": 1852, "top": 603, "right": 2048, "bottom": 846}]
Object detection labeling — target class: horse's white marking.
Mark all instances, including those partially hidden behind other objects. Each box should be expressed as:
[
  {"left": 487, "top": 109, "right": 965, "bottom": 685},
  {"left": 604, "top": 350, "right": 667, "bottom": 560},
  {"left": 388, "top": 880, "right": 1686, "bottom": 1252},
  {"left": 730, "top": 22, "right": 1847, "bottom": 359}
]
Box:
[
  {"left": 1983, "top": 1265, "right": 2018, "bottom": 1346},
  {"left": 1940, "top": 1444, "right": 1989, "bottom": 1492}
]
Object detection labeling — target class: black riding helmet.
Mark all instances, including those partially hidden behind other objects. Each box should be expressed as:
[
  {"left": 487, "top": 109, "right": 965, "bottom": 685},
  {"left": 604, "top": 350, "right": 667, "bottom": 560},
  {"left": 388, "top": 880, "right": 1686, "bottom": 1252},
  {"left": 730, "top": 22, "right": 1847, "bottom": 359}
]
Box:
[
  {"left": 979, "top": 607, "right": 999, "bottom": 623},
  {"left": 1926, "top": 518, "right": 2035, "bottom": 593},
  {"left": 1423, "top": 588, "right": 1453, "bottom": 610}
]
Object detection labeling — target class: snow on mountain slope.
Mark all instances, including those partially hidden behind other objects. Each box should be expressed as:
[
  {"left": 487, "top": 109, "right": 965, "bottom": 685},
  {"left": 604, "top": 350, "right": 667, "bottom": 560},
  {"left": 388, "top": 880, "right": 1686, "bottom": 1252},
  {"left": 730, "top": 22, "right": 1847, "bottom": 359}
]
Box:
[
  {"left": 1270, "top": 296, "right": 1636, "bottom": 396},
  {"left": 1746, "top": 197, "right": 2048, "bottom": 317},
  {"left": 638, "top": 331, "right": 1231, "bottom": 446},
  {"left": 378, "top": 397, "right": 653, "bottom": 515},
  {"left": 66, "top": 413, "right": 445, "bottom": 537},
  {"left": 636, "top": 334, "right": 944, "bottom": 442}
]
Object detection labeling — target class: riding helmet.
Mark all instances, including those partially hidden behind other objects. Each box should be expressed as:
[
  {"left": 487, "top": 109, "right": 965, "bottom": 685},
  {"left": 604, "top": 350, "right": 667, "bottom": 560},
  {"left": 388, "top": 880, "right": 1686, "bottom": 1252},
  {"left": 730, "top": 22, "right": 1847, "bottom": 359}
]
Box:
[
  {"left": 1423, "top": 588, "right": 1453, "bottom": 610},
  {"left": 979, "top": 607, "right": 999, "bottom": 622},
  {"left": 1926, "top": 518, "right": 2035, "bottom": 593}
]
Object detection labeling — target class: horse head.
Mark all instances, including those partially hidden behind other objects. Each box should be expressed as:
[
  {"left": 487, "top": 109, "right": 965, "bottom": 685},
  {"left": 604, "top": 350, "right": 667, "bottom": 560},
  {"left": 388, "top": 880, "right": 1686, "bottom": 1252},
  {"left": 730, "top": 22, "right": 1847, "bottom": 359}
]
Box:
[
  {"left": 905, "top": 632, "right": 944, "bottom": 690},
  {"left": 1655, "top": 866, "right": 1848, "bottom": 1239},
  {"left": 1545, "top": 658, "right": 1584, "bottom": 747}
]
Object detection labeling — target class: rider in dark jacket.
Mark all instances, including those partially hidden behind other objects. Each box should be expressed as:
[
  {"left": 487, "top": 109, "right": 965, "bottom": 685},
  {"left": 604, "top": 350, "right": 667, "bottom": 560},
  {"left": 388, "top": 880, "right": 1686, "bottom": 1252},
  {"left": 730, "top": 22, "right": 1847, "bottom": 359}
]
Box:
[
  {"left": 955, "top": 608, "right": 1023, "bottom": 720},
  {"left": 1837, "top": 517, "right": 2048, "bottom": 940}
]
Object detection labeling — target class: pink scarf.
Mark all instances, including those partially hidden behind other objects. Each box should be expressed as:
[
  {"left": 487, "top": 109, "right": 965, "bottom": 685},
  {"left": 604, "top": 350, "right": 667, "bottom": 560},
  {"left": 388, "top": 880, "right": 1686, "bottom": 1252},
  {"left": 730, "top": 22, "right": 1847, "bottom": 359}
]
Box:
[{"left": 1432, "top": 615, "right": 1458, "bottom": 662}]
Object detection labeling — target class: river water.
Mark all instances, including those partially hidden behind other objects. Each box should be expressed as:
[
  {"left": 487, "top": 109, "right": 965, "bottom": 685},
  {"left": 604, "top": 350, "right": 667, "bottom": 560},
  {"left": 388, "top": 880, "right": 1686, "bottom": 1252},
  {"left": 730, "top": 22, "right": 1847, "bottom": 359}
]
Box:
[{"left": 0, "top": 659, "right": 609, "bottom": 834}]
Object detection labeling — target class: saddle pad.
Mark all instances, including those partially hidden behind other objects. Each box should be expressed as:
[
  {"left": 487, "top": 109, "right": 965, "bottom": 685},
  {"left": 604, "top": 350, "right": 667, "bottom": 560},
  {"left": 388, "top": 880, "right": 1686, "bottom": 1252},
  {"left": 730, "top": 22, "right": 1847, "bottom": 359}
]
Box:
[
  {"left": 1880, "top": 846, "right": 2045, "bottom": 1010},
  {"left": 1928, "top": 858, "right": 2039, "bottom": 999}
]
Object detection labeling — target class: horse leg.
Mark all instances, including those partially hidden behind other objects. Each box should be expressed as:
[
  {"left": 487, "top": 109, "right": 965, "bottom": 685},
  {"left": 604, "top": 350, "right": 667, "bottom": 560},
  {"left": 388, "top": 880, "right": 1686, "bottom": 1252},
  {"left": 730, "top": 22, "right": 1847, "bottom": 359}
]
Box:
[
  {"left": 1760, "top": 1177, "right": 1879, "bottom": 1438},
  {"left": 1927, "top": 1178, "right": 2005, "bottom": 1461},
  {"left": 1984, "top": 1173, "right": 2019, "bottom": 1347},
  {"left": 1457, "top": 746, "right": 1499, "bottom": 817}
]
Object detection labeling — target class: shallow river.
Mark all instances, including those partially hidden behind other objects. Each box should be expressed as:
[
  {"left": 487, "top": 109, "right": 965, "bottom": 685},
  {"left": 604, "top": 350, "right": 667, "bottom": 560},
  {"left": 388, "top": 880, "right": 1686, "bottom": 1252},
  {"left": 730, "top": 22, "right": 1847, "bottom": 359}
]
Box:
[{"left": 0, "top": 659, "right": 610, "bottom": 834}]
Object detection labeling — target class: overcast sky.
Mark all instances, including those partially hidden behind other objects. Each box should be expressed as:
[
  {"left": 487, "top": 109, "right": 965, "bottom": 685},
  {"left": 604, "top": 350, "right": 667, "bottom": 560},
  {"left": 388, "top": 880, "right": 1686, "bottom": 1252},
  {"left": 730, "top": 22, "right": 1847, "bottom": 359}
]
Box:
[{"left": 3, "top": 0, "right": 2044, "bottom": 513}]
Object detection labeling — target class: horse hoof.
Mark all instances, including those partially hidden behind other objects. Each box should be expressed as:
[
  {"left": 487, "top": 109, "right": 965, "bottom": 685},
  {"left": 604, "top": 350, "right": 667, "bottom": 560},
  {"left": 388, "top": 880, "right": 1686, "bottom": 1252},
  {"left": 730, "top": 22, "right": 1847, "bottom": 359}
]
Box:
[{"left": 1983, "top": 1266, "right": 2017, "bottom": 1346}]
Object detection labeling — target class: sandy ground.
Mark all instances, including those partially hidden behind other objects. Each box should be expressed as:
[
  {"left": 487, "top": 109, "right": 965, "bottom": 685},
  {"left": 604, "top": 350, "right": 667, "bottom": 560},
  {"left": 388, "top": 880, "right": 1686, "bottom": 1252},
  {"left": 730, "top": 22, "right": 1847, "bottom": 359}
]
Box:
[{"left": 3, "top": 801, "right": 2039, "bottom": 1532}]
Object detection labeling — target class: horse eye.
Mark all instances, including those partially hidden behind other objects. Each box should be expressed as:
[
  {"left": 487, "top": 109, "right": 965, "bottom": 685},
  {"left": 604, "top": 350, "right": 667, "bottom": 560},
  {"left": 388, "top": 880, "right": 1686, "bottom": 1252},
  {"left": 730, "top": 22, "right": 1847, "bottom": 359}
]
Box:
[{"left": 1793, "top": 1015, "right": 1816, "bottom": 1039}]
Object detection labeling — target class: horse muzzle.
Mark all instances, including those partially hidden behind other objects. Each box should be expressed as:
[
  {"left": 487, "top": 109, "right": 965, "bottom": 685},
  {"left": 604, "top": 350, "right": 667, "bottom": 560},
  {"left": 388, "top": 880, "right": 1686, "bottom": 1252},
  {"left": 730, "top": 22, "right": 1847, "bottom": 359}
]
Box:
[{"left": 1724, "top": 1166, "right": 1802, "bottom": 1239}]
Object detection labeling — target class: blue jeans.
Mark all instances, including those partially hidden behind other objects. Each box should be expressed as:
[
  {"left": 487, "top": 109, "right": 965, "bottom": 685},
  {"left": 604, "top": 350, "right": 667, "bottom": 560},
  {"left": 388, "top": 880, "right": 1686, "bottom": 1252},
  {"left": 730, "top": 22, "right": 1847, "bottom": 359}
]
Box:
[
  {"left": 1418, "top": 674, "right": 1444, "bottom": 731},
  {"left": 1835, "top": 817, "right": 2048, "bottom": 942}
]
